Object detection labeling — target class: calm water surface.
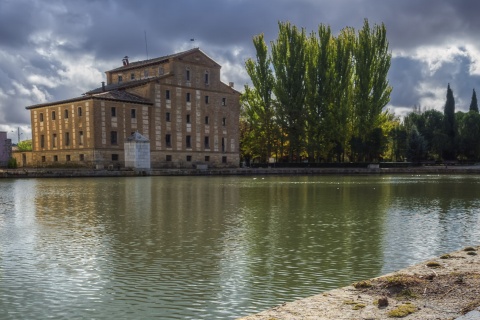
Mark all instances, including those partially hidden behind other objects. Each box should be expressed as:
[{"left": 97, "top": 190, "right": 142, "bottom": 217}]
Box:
[{"left": 1, "top": 175, "right": 480, "bottom": 319}]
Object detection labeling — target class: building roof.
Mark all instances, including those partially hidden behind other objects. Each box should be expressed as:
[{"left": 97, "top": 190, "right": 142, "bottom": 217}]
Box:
[
  {"left": 86, "top": 77, "right": 153, "bottom": 95},
  {"left": 106, "top": 47, "right": 219, "bottom": 73},
  {"left": 26, "top": 48, "right": 229, "bottom": 110},
  {"left": 26, "top": 90, "right": 152, "bottom": 110}
]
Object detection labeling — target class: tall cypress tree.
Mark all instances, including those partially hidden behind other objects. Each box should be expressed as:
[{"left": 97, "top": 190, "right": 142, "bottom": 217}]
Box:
[
  {"left": 469, "top": 88, "right": 478, "bottom": 113},
  {"left": 443, "top": 83, "right": 456, "bottom": 160}
]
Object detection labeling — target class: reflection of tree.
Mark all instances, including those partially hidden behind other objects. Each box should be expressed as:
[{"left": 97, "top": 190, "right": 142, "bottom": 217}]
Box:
[{"left": 239, "top": 176, "right": 389, "bottom": 304}]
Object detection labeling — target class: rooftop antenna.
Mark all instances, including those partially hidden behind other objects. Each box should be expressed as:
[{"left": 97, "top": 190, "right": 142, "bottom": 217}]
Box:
[{"left": 145, "top": 30, "right": 149, "bottom": 59}]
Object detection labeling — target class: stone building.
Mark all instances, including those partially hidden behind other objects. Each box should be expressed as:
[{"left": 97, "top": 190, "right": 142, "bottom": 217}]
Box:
[
  {"left": 26, "top": 48, "right": 240, "bottom": 168},
  {"left": 0, "top": 131, "right": 12, "bottom": 167}
]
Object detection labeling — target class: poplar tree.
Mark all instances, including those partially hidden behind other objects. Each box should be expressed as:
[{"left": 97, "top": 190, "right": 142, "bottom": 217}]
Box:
[
  {"left": 328, "top": 27, "right": 355, "bottom": 162},
  {"left": 469, "top": 88, "right": 478, "bottom": 113},
  {"left": 352, "top": 19, "right": 392, "bottom": 161},
  {"left": 305, "top": 24, "right": 335, "bottom": 161},
  {"left": 271, "top": 22, "right": 307, "bottom": 162},
  {"left": 243, "top": 34, "right": 276, "bottom": 163},
  {"left": 241, "top": 19, "right": 394, "bottom": 163}
]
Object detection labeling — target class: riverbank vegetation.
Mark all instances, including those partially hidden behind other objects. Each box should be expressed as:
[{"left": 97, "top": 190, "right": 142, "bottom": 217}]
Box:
[{"left": 240, "top": 20, "right": 480, "bottom": 165}]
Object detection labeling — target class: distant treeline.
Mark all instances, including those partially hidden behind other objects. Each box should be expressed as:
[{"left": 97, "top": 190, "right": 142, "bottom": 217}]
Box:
[
  {"left": 397, "top": 85, "right": 480, "bottom": 162},
  {"left": 240, "top": 20, "right": 479, "bottom": 164}
]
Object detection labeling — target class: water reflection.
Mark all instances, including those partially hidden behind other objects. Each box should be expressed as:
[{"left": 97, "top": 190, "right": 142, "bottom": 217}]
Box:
[
  {"left": 0, "top": 175, "right": 480, "bottom": 319},
  {"left": 381, "top": 175, "right": 480, "bottom": 272}
]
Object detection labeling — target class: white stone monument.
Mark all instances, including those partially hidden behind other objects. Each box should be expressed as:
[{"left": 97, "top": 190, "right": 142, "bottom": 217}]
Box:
[{"left": 124, "top": 131, "right": 151, "bottom": 170}]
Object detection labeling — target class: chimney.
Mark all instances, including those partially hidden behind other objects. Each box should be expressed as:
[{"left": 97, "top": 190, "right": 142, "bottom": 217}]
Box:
[
  {"left": 122, "top": 56, "right": 129, "bottom": 66},
  {"left": 229, "top": 82, "right": 234, "bottom": 88},
  {"left": 101, "top": 81, "right": 105, "bottom": 92}
]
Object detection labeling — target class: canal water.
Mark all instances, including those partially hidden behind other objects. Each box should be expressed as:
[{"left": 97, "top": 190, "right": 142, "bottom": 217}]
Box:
[{"left": 1, "top": 174, "right": 479, "bottom": 319}]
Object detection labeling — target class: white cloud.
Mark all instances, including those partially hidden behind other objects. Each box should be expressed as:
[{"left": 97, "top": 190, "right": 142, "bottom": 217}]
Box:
[
  {"left": 416, "top": 82, "right": 445, "bottom": 111},
  {"left": 27, "top": 74, "right": 59, "bottom": 88}
]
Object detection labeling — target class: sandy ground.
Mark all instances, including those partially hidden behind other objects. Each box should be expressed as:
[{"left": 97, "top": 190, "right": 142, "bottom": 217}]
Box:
[{"left": 238, "top": 246, "right": 480, "bottom": 320}]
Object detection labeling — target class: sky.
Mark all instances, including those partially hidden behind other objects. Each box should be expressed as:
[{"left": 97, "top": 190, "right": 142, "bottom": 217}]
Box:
[{"left": 1, "top": 0, "right": 480, "bottom": 142}]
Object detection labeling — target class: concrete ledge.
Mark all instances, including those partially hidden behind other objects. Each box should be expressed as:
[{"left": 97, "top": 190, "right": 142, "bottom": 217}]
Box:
[
  {"left": 238, "top": 246, "right": 480, "bottom": 320},
  {"left": 3, "top": 165, "right": 480, "bottom": 178}
]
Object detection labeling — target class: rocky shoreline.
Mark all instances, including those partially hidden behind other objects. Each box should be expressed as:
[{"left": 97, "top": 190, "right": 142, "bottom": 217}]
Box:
[
  {"left": 237, "top": 246, "right": 480, "bottom": 320},
  {"left": 2, "top": 164, "right": 480, "bottom": 178}
]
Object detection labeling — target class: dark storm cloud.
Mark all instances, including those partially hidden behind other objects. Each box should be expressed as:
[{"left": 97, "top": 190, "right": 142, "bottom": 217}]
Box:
[
  {"left": 2, "top": 0, "right": 480, "bottom": 135},
  {"left": 388, "top": 57, "right": 425, "bottom": 108}
]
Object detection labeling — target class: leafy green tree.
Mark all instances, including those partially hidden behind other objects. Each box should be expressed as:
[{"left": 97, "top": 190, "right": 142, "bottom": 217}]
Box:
[
  {"left": 421, "top": 110, "right": 444, "bottom": 160},
  {"left": 352, "top": 19, "right": 392, "bottom": 161},
  {"left": 443, "top": 84, "right": 456, "bottom": 160},
  {"left": 271, "top": 21, "right": 307, "bottom": 162},
  {"left": 304, "top": 24, "right": 335, "bottom": 162},
  {"left": 327, "top": 27, "right": 355, "bottom": 162},
  {"left": 243, "top": 34, "right": 276, "bottom": 163},
  {"left": 457, "top": 111, "right": 480, "bottom": 160},
  {"left": 406, "top": 125, "right": 427, "bottom": 163},
  {"left": 17, "top": 139, "right": 32, "bottom": 151},
  {"left": 389, "top": 125, "right": 407, "bottom": 161},
  {"left": 469, "top": 88, "right": 478, "bottom": 113}
]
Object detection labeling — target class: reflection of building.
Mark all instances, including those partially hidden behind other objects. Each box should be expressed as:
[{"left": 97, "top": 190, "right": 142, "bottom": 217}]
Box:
[
  {"left": 25, "top": 48, "right": 240, "bottom": 168},
  {"left": 0, "top": 131, "right": 12, "bottom": 167}
]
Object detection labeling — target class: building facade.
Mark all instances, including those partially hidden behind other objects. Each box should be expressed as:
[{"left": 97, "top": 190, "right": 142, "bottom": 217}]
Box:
[
  {"left": 26, "top": 48, "right": 240, "bottom": 168},
  {"left": 0, "top": 131, "right": 12, "bottom": 167}
]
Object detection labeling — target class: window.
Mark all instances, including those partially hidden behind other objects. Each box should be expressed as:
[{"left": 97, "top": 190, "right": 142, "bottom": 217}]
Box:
[
  {"left": 65, "top": 132, "right": 70, "bottom": 146},
  {"left": 205, "top": 116, "right": 209, "bottom": 125},
  {"left": 205, "top": 72, "right": 209, "bottom": 84},
  {"left": 186, "top": 92, "right": 191, "bottom": 102},
  {"left": 52, "top": 134, "right": 57, "bottom": 148},
  {"left": 53, "top": 155, "right": 58, "bottom": 162},
  {"left": 186, "top": 69, "right": 190, "bottom": 81},
  {"left": 222, "top": 117, "right": 226, "bottom": 126},
  {"left": 131, "top": 109, "right": 136, "bottom": 119},
  {"left": 40, "top": 135, "right": 45, "bottom": 148},
  {"left": 118, "top": 75, "right": 123, "bottom": 83},
  {"left": 64, "top": 109, "right": 69, "bottom": 119},
  {"left": 78, "top": 107, "right": 82, "bottom": 117},
  {"left": 186, "top": 114, "right": 190, "bottom": 123},
  {"left": 41, "top": 156, "right": 46, "bottom": 162},
  {"left": 222, "top": 98, "right": 226, "bottom": 106},
  {"left": 39, "top": 113, "right": 44, "bottom": 122},
  {"left": 222, "top": 137, "right": 225, "bottom": 152},
  {"left": 112, "top": 154, "right": 119, "bottom": 161},
  {"left": 79, "top": 131, "right": 84, "bottom": 145},
  {"left": 130, "top": 73, "right": 135, "bottom": 80},
  {"left": 205, "top": 95, "right": 209, "bottom": 104},
  {"left": 79, "top": 154, "right": 85, "bottom": 161},
  {"left": 166, "top": 155, "right": 172, "bottom": 161},
  {"left": 165, "top": 134, "right": 171, "bottom": 147},
  {"left": 111, "top": 107, "right": 116, "bottom": 117},
  {"left": 186, "top": 135, "right": 191, "bottom": 148},
  {"left": 159, "top": 67, "right": 164, "bottom": 75},
  {"left": 66, "top": 155, "right": 71, "bottom": 162},
  {"left": 205, "top": 156, "right": 210, "bottom": 162},
  {"left": 166, "top": 90, "right": 170, "bottom": 100},
  {"left": 204, "top": 136, "right": 210, "bottom": 149},
  {"left": 186, "top": 155, "right": 192, "bottom": 162},
  {"left": 52, "top": 111, "right": 56, "bottom": 120},
  {"left": 166, "top": 112, "right": 171, "bottom": 122},
  {"left": 111, "top": 131, "right": 118, "bottom": 145},
  {"left": 222, "top": 156, "right": 227, "bottom": 163}
]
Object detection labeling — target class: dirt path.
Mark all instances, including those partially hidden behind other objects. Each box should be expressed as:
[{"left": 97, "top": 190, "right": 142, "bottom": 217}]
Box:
[{"left": 238, "top": 246, "right": 480, "bottom": 320}]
